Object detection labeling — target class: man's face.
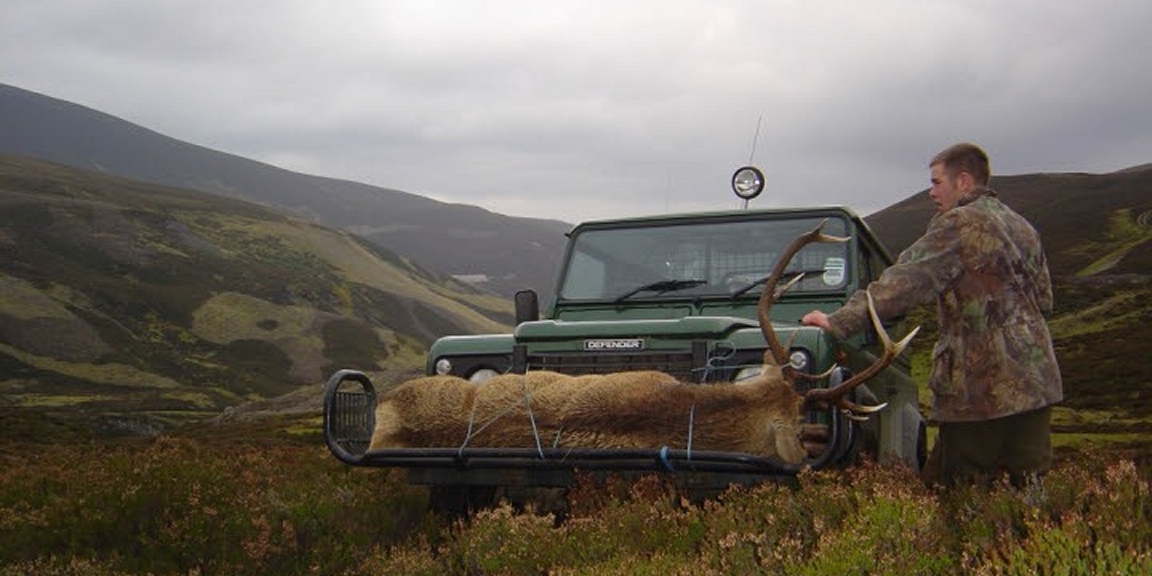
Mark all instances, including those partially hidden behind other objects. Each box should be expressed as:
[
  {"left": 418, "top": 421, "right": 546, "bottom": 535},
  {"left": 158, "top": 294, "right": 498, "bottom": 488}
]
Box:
[{"left": 928, "top": 163, "right": 968, "bottom": 213}]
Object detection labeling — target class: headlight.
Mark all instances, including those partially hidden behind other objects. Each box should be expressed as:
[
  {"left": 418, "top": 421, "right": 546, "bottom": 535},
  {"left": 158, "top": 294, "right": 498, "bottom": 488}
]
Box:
[
  {"left": 734, "top": 349, "right": 810, "bottom": 383},
  {"left": 434, "top": 358, "right": 452, "bottom": 375},
  {"left": 469, "top": 368, "right": 500, "bottom": 384},
  {"left": 789, "top": 350, "right": 811, "bottom": 372}
]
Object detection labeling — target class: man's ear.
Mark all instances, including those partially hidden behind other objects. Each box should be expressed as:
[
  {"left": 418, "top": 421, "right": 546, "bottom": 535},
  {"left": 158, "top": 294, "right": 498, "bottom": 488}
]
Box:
[{"left": 956, "top": 171, "right": 975, "bottom": 192}]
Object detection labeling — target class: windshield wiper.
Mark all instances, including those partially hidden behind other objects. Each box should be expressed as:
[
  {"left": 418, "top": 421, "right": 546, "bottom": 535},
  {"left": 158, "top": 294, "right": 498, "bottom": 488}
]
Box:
[
  {"left": 614, "top": 279, "right": 707, "bottom": 303},
  {"left": 729, "top": 268, "right": 826, "bottom": 299}
]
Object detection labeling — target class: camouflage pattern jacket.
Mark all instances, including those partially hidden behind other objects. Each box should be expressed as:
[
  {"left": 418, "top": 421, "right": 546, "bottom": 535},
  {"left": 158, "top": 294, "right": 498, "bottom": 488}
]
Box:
[{"left": 827, "top": 189, "right": 1063, "bottom": 422}]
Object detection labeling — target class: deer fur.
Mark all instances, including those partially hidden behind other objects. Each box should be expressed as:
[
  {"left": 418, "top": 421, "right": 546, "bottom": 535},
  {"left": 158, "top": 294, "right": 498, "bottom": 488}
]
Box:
[
  {"left": 368, "top": 368, "right": 808, "bottom": 462},
  {"left": 367, "top": 222, "right": 915, "bottom": 464}
]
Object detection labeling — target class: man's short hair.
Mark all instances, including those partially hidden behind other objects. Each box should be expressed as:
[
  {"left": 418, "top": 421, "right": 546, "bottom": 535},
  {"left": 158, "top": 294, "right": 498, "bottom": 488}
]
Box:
[{"left": 931, "top": 143, "right": 991, "bottom": 186}]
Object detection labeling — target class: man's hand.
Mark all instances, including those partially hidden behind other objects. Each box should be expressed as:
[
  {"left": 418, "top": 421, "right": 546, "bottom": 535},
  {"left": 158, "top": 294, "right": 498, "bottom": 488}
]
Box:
[{"left": 801, "top": 310, "right": 831, "bottom": 330}]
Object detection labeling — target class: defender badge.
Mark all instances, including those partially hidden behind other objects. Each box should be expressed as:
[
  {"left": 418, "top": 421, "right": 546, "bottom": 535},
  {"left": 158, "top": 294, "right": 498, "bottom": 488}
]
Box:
[{"left": 583, "top": 338, "right": 645, "bottom": 351}]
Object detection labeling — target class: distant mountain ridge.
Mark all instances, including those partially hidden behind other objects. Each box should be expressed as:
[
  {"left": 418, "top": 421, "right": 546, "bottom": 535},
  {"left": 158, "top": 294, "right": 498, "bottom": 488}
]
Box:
[
  {"left": 865, "top": 169, "right": 1152, "bottom": 278},
  {"left": 6, "top": 82, "right": 1149, "bottom": 296},
  {"left": 0, "top": 82, "right": 570, "bottom": 297}
]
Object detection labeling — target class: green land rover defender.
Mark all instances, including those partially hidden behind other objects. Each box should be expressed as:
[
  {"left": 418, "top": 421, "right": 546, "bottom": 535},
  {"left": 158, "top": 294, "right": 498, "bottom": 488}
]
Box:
[{"left": 324, "top": 168, "right": 926, "bottom": 510}]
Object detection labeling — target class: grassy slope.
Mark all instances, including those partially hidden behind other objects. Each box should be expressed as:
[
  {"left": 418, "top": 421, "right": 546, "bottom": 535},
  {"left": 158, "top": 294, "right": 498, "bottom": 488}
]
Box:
[{"left": 0, "top": 156, "right": 511, "bottom": 436}]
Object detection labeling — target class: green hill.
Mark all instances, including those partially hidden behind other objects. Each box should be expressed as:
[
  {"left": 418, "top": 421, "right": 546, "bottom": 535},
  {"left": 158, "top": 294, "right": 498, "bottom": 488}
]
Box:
[{"left": 0, "top": 156, "right": 512, "bottom": 437}]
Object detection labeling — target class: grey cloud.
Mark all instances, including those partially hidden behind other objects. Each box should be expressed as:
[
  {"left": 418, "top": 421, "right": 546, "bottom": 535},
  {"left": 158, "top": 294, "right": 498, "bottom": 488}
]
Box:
[{"left": 2, "top": 0, "right": 1149, "bottom": 223}]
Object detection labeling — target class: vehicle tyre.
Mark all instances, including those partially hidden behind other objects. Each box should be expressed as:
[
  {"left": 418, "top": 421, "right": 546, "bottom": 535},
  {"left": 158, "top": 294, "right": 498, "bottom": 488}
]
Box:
[{"left": 428, "top": 485, "right": 497, "bottom": 516}]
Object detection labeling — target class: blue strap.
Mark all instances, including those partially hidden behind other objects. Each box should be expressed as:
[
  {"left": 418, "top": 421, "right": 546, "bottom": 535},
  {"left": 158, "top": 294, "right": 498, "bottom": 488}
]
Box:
[
  {"left": 658, "top": 445, "right": 675, "bottom": 471},
  {"left": 686, "top": 404, "right": 695, "bottom": 462}
]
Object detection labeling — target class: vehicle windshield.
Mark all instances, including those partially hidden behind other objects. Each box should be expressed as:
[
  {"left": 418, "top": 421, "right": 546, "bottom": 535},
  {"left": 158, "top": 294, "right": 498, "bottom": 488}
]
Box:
[{"left": 558, "top": 216, "right": 851, "bottom": 301}]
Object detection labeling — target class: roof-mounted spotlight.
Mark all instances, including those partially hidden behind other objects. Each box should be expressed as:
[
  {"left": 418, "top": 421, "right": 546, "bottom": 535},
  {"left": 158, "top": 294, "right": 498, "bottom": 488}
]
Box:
[{"left": 731, "top": 166, "right": 765, "bottom": 203}]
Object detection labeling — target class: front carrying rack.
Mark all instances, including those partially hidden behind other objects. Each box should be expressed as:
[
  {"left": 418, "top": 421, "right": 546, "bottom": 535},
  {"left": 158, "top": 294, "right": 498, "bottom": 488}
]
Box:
[{"left": 323, "top": 369, "right": 854, "bottom": 480}]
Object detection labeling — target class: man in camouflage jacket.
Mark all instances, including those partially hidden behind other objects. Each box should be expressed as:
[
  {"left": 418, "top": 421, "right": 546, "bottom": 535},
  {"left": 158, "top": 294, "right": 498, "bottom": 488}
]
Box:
[{"left": 803, "top": 143, "right": 1062, "bottom": 486}]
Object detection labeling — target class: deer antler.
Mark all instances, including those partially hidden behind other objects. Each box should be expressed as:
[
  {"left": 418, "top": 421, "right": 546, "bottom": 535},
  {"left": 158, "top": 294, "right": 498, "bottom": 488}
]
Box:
[
  {"left": 802, "top": 290, "right": 920, "bottom": 417},
  {"left": 756, "top": 220, "right": 849, "bottom": 380},
  {"left": 756, "top": 221, "right": 919, "bottom": 420}
]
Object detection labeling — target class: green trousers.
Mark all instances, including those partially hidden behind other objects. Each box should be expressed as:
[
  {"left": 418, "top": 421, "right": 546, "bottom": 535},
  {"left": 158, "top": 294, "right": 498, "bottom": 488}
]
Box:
[{"left": 922, "top": 406, "right": 1053, "bottom": 488}]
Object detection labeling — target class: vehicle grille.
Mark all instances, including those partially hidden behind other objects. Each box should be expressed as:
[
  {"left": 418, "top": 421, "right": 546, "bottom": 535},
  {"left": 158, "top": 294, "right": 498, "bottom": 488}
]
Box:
[{"left": 527, "top": 351, "right": 699, "bottom": 382}]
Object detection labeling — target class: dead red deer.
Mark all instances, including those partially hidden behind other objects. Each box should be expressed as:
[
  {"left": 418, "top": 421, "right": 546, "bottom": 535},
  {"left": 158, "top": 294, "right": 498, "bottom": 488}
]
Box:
[{"left": 369, "top": 222, "right": 918, "bottom": 464}]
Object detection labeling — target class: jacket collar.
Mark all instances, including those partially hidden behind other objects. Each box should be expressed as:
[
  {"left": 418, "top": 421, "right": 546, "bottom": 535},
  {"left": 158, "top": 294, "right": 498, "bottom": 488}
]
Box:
[{"left": 956, "top": 186, "right": 997, "bottom": 208}]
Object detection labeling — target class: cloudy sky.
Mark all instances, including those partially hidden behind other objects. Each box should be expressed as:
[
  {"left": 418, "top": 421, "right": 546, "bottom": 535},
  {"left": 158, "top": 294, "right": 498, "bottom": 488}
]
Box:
[{"left": 3, "top": 0, "right": 1150, "bottom": 222}]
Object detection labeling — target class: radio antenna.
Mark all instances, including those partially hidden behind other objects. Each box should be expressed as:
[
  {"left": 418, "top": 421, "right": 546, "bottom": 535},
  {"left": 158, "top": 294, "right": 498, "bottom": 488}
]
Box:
[
  {"left": 736, "top": 114, "right": 766, "bottom": 209},
  {"left": 747, "top": 114, "right": 763, "bottom": 164}
]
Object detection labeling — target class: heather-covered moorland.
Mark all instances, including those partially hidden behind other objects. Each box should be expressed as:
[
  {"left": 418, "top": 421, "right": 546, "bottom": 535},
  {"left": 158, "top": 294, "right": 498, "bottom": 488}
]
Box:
[{"left": 0, "top": 430, "right": 1148, "bottom": 575}]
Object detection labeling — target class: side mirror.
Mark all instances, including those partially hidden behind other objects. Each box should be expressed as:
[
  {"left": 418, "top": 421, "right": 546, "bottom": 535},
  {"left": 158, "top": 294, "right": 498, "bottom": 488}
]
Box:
[{"left": 514, "top": 289, "right": 539, "bottom": 324}]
